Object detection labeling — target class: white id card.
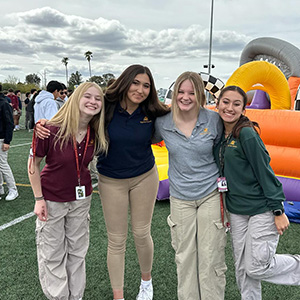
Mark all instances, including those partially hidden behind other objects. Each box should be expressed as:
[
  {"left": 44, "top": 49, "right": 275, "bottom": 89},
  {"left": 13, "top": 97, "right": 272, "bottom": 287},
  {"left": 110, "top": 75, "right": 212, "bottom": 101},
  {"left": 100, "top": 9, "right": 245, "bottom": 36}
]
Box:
[
  {"left": 75, "top": 186, "right": 86, "bottom": 200},
  {"left": 217, "top": 177, "right": 228, "bottom": 192}
]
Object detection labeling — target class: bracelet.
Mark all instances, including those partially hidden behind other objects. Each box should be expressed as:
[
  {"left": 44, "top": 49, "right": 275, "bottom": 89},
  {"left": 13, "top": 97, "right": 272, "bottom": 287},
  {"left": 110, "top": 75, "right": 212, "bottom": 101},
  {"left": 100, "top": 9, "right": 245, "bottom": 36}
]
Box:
[{"left": 35, "top": 196, "right": 44, "bottom": 201}]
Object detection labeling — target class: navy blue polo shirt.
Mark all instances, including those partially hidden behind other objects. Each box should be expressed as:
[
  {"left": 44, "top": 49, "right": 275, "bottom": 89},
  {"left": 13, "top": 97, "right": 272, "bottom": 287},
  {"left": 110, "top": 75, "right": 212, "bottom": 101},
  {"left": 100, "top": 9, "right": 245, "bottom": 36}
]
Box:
[{"left": 97, "top": 103, "right": 155, "bottom": 179}]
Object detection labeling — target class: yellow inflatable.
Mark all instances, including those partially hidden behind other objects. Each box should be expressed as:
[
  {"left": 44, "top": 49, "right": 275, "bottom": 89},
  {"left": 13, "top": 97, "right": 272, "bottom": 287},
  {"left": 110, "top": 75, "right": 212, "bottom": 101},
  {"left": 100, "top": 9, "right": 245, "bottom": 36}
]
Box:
[{"left": 226, "top": 61, "right": 291, "bottom": 109}]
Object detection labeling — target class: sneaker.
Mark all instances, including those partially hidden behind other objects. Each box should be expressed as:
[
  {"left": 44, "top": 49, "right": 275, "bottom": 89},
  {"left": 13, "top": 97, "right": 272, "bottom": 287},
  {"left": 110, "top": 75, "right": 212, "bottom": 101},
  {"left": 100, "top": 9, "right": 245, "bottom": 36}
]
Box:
[
  {"left": 136, "top": 282, "right": 153, "bottom": 300},
  {"left": 5, "top": 190, "right": 19, "bottom": 201}
]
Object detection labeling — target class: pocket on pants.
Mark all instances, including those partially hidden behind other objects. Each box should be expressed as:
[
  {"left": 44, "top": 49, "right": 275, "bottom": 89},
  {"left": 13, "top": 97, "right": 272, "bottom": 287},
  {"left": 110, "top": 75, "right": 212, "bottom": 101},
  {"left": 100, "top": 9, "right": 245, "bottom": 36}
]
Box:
[
  {"left": 214, "top": 263, "right": 227, "bottom": 279},
  {"left": 214, "top": 220, "right": 227, "bottom": 249},
  {"left": 167, "top": 214, "right": 178, "bottom": 252},
  {"left": 35, "top": 218, "right": 46, "bottom": 246},
  {"left": 251, "top": 231, "right": 278, "bottom": 266}
]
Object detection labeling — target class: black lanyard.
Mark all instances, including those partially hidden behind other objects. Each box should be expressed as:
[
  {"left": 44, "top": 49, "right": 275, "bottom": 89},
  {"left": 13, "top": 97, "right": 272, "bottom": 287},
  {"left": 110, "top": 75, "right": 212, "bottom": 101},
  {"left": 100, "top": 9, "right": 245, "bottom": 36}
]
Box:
[{"left": 218, "top": 133, "right": 232, "bottom": 177}]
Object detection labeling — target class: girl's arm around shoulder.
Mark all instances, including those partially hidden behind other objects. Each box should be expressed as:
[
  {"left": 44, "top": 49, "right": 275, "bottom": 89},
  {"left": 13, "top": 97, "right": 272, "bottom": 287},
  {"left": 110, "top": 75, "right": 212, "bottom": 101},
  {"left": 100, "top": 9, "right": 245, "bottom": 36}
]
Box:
[{"left": 204, "top": 108, "right": 223, "bottom": 145}]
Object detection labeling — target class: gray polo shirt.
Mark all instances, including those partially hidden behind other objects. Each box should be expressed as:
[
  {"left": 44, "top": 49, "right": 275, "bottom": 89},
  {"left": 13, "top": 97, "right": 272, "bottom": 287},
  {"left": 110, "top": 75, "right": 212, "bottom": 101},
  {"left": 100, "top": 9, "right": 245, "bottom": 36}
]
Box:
[{"left": 154, "top": 108, "right": 223, "bottom": 201}]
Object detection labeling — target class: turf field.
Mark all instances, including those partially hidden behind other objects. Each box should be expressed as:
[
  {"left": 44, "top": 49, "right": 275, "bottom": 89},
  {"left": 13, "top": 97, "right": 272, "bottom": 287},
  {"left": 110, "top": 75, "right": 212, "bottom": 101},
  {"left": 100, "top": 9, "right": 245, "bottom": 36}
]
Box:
[{"left": 0, "top": 114, "right": 299, "bottom": 300}]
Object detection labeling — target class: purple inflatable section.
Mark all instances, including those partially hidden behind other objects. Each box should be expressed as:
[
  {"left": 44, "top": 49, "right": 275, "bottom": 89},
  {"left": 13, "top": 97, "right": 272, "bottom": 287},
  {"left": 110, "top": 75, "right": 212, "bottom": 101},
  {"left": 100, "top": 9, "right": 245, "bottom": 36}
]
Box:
[
  {"left": 157, "top": 179, "right": 170, "bottom": 200},
  {"left": 277, "top": 176, "right": 300, "bottom": 223},
  {"left": 248, "top": 90, "right": 270, "bottom": 109},
  {"left": 277, "top": 176, "right": 300, "bottom": 201}
]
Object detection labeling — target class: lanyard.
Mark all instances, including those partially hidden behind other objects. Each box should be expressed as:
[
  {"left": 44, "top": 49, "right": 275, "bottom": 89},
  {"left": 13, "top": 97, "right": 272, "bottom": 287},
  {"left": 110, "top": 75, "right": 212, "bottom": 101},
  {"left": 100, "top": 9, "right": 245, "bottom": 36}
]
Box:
[
  {"left": 218, "top": 133, "right": 232, "bottom": 177},
  {"left": 73, "top": 126, "right": 90, "bottom": 186}
]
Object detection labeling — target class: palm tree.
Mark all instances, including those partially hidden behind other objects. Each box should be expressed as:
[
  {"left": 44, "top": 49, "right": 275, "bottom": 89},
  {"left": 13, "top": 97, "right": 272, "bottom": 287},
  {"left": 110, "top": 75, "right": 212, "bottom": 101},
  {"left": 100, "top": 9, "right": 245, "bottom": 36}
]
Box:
[
  {"left": 61, "top": 57, "right": 69, "bottom": 85},
  {"left": 84, "top": 51, "right": 93, "bottom": 78}
]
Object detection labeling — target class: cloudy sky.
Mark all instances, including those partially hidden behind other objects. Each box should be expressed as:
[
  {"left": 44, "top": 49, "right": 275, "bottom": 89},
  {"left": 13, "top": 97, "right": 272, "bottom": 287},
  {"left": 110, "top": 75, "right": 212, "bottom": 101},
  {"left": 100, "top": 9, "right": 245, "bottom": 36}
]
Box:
[{"left": 1, "top": 0, "right": 299, "bottom": 89}]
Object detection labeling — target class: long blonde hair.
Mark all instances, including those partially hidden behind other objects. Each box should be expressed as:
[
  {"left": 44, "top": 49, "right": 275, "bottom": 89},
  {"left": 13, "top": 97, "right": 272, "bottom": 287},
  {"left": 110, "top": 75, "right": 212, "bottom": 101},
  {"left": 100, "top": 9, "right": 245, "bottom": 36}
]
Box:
[
  {"left": 48, "top": 82, "right": 108, "bottom": 154},
  {"left": 171, "top": 71, "right": 206, "bottom": 124}
]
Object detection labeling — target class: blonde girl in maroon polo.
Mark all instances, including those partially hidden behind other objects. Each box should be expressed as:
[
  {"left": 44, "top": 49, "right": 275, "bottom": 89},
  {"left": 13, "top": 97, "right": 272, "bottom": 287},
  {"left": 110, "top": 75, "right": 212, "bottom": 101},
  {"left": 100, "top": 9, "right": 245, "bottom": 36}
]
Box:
[{"left": 28, "top": 82, "right": 108, "bottom": 300}]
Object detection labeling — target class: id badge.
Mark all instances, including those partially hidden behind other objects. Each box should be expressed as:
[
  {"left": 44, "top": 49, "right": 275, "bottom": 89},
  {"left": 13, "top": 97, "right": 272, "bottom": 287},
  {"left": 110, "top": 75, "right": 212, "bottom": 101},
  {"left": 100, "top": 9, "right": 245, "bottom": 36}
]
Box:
[
  {"left": 217, "top": 177, "right": 228, "bottom": 192},
  {"left": 75, "top": 186, "right": 86, "bottom": 200}
]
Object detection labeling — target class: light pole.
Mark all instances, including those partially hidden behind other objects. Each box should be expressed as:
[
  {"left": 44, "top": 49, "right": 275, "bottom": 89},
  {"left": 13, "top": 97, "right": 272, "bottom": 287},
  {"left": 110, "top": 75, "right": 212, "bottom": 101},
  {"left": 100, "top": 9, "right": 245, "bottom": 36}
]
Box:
[
  {"left": 37, "top": 72, "right": 44, "bottom": 88},
  {"left": 38, "top": 70, "right": 47, "bottom": 88},
  {"left": 207, "top": 0, "right": 214, "bottom": 75}
]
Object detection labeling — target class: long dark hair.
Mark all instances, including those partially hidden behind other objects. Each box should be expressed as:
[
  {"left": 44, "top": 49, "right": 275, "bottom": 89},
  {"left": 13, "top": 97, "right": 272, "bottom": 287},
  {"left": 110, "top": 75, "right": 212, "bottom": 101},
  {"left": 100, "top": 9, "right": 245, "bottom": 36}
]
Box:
[
  {"left": 218, "top": 85, "right": 260, "bottom": 138},
  {"left": 104, "top": 64, "right": 170, "bottom": 128}
]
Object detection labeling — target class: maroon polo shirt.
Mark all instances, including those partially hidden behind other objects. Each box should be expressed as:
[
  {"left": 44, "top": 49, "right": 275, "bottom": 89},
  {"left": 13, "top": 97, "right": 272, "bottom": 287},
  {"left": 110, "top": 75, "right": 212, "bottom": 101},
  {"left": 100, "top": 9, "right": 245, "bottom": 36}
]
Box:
[{"left": 34, "top": 125, "right": 95, "bottom": 202}]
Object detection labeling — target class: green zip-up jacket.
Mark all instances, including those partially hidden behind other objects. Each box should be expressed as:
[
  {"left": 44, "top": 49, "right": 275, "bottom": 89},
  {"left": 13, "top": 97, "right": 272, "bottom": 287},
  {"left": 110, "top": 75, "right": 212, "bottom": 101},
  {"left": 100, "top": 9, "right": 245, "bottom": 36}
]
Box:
[{"left": 214, "top": 127, "right": 284, "bottom": 216}]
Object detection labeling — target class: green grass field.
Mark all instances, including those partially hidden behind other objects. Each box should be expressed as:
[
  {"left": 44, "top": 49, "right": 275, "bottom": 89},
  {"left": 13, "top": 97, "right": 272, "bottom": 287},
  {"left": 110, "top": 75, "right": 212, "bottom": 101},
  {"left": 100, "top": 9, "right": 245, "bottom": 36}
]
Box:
[{"left": 1, "top": 113, "right": 300, "bottom": 300}]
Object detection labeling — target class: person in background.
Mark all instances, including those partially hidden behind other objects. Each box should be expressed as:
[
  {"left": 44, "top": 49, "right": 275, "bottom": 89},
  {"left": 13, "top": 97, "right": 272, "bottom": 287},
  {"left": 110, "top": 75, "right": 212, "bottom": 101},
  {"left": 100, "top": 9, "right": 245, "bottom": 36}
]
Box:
[
  {"left": 28, "top": 82, "right": 108, "bottom": 300},
  {"left": 215, "top": 85, "right": 300, "bottom": 300},
  {"left": 34, "top": 81, "right": 63, "bottom": 122},
  {"left": 27, "top": 90, "right": 41, "bottom": 132},
  {"left": 153, "top": 71, "right": 226, "bottom": 300},
  {"left": 7, "top": 89, "right": 20, "bottom": 131},
  {"left": 67, "top": 89, "right": 73, "bottom": 98},
  {"left": 24, "top": 92, "right": 31, "bottom": 130},
  {"left": 3, "top": 90, "right": 11, "bottom": 104},
  {"left": 0, "top": 84, "right": 19, "bottom": 201},
  {"left": 97, "top": 64, "right": 170, "bottom": 300},
  {"left": 55, "top": 83, "right": 68, "bottom": 110},
  {"left": 14, "top": 90, "right": 22, "bottom": 130},
  {"left": 30, "top": 88, "right": 37, "bottom": 100}
]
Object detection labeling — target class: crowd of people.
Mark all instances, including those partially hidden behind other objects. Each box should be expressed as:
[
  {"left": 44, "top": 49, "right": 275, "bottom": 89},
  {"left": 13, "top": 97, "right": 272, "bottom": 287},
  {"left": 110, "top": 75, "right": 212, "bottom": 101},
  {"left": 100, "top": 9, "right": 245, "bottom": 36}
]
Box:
[
  {"left": 1, "top": 64, "right": 299, "bottom": 300},
  {"left": 0, "top": 81, "right": 71, "bottom": 202}
]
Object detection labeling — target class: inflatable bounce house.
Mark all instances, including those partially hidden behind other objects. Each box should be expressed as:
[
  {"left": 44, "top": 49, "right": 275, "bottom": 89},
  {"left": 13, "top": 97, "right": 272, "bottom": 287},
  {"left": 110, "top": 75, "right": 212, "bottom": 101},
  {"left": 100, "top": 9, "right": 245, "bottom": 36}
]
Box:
[{"left": 154, "top": 37, "right": 300, "bottom": 223}]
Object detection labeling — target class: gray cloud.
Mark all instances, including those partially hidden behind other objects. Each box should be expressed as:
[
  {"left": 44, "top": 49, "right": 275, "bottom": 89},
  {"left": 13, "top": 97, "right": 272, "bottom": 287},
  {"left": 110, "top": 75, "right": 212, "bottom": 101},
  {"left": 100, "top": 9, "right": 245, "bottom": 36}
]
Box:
[
  {"left": 0, "top": 65, "right": 22, "bottom": 71},
  {"left": 15, "top": 7, "right": 69, "bottom": 28}
]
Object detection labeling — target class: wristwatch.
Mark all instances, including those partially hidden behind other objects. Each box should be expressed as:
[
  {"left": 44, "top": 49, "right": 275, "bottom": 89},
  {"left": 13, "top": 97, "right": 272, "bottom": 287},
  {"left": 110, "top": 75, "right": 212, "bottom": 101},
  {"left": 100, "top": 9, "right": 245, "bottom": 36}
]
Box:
[{"left": 272, "top": 208, "right": 284, "bottom": 216}]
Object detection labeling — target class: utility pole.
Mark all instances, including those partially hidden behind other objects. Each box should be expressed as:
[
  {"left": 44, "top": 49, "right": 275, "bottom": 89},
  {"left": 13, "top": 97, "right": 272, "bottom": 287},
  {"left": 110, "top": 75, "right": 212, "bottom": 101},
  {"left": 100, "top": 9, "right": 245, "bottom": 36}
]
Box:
[{"left": 208, "top": 0, "right": 214, "bottom": 75}]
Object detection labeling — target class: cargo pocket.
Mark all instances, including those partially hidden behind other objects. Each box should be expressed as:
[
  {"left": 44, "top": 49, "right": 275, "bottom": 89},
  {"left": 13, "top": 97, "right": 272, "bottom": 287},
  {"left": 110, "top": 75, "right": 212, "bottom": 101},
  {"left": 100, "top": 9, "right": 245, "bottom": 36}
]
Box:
[
  {"left": 167, "top": 214, "right": 178, "bottom": 252},
  {"left": 251, "top": 231, "right": 278, "bottom": 267},
  {"left": 214, "top": 263, "right": 227, "bottom": 277},
  {"left": 35, "top": 218, "right": 46, "bottom": 247},
  {"left": 214, "top": 221, "right": 227, "bottom": 249}
]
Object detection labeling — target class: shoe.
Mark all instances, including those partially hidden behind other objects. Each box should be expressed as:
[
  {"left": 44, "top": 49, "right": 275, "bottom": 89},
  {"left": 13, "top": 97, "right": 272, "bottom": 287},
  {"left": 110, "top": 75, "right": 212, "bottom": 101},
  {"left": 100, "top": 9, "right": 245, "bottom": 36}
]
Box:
[
  {"left": 136, "top": 282, "right": 153, "bottom": 300},
  {"left": 0, "top": 187, "right": 4, "bottom": 195},
  {"left": 5, "top": 190, "right": 18, "bottom": 201}
]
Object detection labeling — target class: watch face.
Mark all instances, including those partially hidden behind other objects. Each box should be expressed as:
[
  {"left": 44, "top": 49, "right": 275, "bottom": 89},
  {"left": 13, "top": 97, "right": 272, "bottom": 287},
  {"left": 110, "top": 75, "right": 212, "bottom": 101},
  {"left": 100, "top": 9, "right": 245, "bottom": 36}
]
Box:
[{"left": 273, "top": 209, "right": 283, "bottom": 216}]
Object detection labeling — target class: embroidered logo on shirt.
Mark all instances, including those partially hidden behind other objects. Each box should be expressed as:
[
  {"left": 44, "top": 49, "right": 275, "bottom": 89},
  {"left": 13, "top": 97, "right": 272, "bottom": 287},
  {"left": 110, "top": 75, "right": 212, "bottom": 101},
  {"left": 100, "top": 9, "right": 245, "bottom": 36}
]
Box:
[
  {"left": 227, "top": 140, "right": 237, "bottom": 148},
  {"left": 140, "top": 116, "right": 152, "bottom": 124},
  {"left": 200, "top": 128, "right": 209, "bottom": 135}
]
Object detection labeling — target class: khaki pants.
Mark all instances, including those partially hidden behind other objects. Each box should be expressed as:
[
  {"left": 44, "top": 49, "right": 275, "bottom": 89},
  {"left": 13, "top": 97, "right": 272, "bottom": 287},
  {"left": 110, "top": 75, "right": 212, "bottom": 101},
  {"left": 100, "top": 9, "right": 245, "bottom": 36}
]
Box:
[
  {"left": 0, "top": 139, "right": 17, "bottom": 193},
  {"left": 36, "top": 196, "right": 91, "bottom": 300},
  {"left": 230, "top": 211, "right": 300, "bottom": 300},
  {"left": 168, "top": 190, "right": 227, "bottom": 300},
  {"left": 98, "top": 165, "right": 159, "bottom": 290}
]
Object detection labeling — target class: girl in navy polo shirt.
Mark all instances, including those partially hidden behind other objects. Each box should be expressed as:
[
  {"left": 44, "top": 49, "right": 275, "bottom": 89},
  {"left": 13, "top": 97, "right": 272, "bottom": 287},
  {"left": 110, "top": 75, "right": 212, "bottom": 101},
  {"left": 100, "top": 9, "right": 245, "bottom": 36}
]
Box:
[
  {"left": 97, "top": 65, "right": 170, "bottom": 300},
  {"left": 28, "top": 82, "right": 108, "bottom": 300}
]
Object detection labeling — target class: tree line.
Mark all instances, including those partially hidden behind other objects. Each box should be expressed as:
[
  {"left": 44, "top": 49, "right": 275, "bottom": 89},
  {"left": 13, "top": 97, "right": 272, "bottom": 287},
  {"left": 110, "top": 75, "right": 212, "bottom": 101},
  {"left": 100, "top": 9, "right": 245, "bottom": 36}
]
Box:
[{"left": 1, "top": 51, "right": 115, "bottom": 93}]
